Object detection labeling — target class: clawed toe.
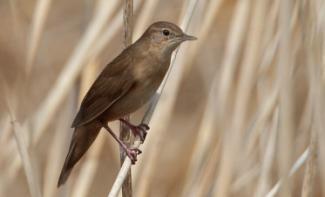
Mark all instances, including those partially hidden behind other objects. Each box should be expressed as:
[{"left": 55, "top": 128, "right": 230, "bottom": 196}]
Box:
[
  {"left": 139, "top": 123, "right": 150, "bottom": 130},
  {"left": 137, "top": 129, "right": 147, "bottom": 142},
  {"left": 136, "top": 124, "right": 149, "bottom": 142},
  {"left": 119, "top": 119, "right": 150, "bottom": 143},
  {"left": 126, "top": 148, "right": 142, "bottom": 164}
]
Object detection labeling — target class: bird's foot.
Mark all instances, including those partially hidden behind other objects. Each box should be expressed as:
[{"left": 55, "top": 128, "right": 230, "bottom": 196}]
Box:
[
  {"left": 119, "top": 119, "right": 150, "bottom": 143},
  {"left": 125, "top": 147, "right": 142, "bottom": 164},
  {"left": 101, "top": 122, "right": 142, "bottom": 164},
  {"left": 133, "top": 123, "right": 149, "bottom": 142}
]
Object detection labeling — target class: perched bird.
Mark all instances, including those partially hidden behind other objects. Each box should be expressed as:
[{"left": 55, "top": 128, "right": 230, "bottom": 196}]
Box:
[{"left": 57, "top": 21, "right": 196, "bottom": 187}]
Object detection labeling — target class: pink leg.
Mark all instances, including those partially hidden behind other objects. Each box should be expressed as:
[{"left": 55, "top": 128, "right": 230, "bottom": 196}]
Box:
[{"left": 101, "top": 122, "right": 141, "bottom": 164}]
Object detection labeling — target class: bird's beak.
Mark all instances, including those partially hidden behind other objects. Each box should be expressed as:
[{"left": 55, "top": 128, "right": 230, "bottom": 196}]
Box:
[{"left": 181, "top": 33, "right": 197, "bottom": 41}]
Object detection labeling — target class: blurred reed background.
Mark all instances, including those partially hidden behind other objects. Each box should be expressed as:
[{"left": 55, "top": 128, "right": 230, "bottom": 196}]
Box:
[{"left": 0, "top": 0, "right": 324, "bottom": 196}]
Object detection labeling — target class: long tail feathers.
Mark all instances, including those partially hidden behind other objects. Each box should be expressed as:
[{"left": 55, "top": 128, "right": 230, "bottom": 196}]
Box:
[{"left": 57, "top": 122, "right": 101, "bottom": 187}]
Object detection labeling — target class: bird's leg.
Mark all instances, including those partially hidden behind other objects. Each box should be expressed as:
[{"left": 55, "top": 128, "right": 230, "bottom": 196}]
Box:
[
  {"left": 101, "top": 122, "right": 141, "bottom": 164},
  {"left": 119, "top": 118, "right": 149, "bottom": 142}
]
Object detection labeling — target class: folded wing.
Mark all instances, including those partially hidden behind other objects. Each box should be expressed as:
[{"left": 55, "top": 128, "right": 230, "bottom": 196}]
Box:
[{"left": 71, "top": 51, "right": 135, "bottom": 127}]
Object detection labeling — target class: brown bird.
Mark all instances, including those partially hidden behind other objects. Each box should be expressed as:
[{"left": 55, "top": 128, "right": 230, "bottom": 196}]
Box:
[{"left": 57, "top": 21, "right": 196, "bottom": 187}]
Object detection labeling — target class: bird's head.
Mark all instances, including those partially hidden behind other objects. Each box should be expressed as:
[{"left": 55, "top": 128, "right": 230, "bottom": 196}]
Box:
[{"left": 141, "top": 21, "right": 197, "bottom": 55}]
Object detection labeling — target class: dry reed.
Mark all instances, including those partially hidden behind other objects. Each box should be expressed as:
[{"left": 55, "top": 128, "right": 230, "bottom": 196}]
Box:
[
  {"left": 0, "top": 0, "right": 324, "bottom": 196},
  {"left": 120, "top": 0, "right": 134, "bottom": 196}
]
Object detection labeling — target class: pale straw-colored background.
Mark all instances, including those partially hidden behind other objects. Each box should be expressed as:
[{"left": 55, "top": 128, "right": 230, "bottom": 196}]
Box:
[{"left": 0, "top": 0, "right": 324, "bottom": 196}]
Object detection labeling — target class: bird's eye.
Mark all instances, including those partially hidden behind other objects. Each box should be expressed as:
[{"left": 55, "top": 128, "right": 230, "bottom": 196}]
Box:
[{"left": 162, "top": 29, "right": 170, "bottom": 36}]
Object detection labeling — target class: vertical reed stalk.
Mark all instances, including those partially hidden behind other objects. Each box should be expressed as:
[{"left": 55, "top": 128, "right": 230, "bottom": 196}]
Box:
[{"left": 120, "top": 1, "right": 134, "bottom": 197}]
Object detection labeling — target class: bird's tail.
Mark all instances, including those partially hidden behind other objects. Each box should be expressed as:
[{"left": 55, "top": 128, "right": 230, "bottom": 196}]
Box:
[{"left": 57, "top": 122, "right": 101, "bottom": 187}]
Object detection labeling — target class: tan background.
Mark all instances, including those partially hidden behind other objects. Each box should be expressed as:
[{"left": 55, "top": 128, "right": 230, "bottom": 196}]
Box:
[{"left": 0, "top": 0, "right": 324, "bottom": 196}]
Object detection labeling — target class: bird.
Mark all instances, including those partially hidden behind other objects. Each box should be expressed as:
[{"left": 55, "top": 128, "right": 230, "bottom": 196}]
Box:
[{"left": 57, "top": 21, "right": 196, "bottom": 187}]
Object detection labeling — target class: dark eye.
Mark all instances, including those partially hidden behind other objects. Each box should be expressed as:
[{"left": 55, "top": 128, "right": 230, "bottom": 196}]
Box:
[{"left": 162, "top": 29, "right": 170, "bottom": 36}]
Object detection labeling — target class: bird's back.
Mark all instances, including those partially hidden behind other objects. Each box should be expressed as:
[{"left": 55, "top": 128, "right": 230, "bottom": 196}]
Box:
[{"left": 71, "top": 40, "right": 171, "bottom": 127}]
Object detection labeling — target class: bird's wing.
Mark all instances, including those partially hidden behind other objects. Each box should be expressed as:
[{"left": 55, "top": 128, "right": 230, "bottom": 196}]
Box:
[{"left": 71, "top": 50, "right": 135, "bottom": 127}]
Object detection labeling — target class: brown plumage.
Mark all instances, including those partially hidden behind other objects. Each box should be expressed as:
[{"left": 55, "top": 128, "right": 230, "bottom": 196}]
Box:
[{"left": 57, "top": 21, "right": 196, "bottom": 187}]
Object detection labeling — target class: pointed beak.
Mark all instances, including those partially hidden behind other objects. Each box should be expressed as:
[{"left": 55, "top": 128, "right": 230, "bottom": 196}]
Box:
[{"left": 181, "top": 33, "right": 197, "bottom": 41}]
